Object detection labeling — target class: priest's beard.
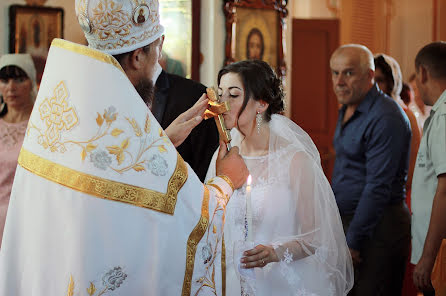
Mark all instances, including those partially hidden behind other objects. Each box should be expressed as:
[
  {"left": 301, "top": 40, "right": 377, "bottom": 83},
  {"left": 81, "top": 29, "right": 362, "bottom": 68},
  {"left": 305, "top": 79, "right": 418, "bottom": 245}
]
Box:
[{"left": 135, "top": 77, "right": 155, "bottom": 109}]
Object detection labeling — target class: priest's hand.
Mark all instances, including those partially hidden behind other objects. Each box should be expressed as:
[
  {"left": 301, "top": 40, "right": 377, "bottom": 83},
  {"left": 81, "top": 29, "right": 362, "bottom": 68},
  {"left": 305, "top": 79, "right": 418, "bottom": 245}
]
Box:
[
  {"left": 165, "top": 94, "right": 208, "bottom": 147},
  {"left": 216, "top": 141, "right": 248, "bottom": 189},
  {"left": 240, "top": 244, "right": 279, "bottom": 268}
]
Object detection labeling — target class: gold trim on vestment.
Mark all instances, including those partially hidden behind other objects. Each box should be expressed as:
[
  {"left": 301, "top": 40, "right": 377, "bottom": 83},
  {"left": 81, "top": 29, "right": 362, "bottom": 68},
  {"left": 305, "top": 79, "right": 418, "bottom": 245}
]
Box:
[
  {"left": 51, "top": 39, "right": 125, "bottom": 74},
  {"left": 222, "top": 234, "right": 226, "bottom": 296},
  {"left": 217, "top": 175, "right": 234, "bottom": 192},
  {"left": 18, "top": 148, "right": 187, "bottom": 215},
  {"left": 182, "top": 186, "right": 210, "bottom": 296}
]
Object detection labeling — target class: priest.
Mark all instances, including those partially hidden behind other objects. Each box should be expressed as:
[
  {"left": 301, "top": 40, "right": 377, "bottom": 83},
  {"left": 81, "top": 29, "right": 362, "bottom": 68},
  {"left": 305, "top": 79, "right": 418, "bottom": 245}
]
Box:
[{"left": 0, "top": 0, "right": 248, "bottom": 295}]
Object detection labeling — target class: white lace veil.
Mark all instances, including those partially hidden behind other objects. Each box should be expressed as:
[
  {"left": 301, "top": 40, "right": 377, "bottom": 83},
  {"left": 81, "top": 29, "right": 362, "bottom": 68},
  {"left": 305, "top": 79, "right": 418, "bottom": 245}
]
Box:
[{"left": 206, "top": 115, "right": 353, "bottom": 295}]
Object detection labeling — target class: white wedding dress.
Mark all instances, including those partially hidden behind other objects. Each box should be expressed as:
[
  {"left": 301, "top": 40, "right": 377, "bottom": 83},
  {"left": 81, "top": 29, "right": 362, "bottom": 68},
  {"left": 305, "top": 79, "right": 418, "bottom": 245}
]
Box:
[{"left": 206, "top": 115, "right": 353, "bottom": 296}]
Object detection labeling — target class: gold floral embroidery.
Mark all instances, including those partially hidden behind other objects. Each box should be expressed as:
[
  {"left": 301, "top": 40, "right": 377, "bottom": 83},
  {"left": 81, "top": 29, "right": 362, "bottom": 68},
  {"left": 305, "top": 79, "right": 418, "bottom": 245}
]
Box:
[
  {"left": 36, "top": 81, "right": 78, "bottom": 150},
  {"left": 89, "top": 24, "right": 161, "bottom": 51},
  {"left": 181, "top": 186, "right": 228, "bottom": 296},
  {"left": 90, "top": 0, "right": 132, "bottom": 40},
  {"left": 29, "top": 81, "right": 171, "bottom": 175},
  {"left": 74, "top": 0, "right": 162, "bottom": 51},
  {"left": 75, "top": 0, "right": 87, "bottom": 15},
  {"left": 182, "top": 187, "right": 210, "bottom": 296},
  {"left": 18, "top": 148, "right": 187, "bottom": 214},
  {"left": 194, "top": 195, "right": 227, "bottom": 296},
  {"left": 66, "top": 267, "right": 127, "bottom": 296}
]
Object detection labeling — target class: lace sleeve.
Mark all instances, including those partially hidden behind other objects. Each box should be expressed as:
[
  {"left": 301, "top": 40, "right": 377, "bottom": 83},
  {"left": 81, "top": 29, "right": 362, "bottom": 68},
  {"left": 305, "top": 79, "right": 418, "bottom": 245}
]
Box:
[
  {"left": 267, "top": 150, "right": 353, "bottom": 295},
  {"left": 272, "top": 151, "right": 319, "bottom": 262}
]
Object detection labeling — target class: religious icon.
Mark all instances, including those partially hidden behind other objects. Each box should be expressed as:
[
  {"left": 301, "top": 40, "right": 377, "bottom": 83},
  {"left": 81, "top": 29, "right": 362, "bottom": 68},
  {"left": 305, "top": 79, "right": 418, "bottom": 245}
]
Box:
[
  {"left": 246, "top": 28, "right": 264, "bottom": 60},
  {"left": 9, "top": 5, "right": 64, "bottom": 85},
  {"left": 224, "top": 0, "right": 287, "bottom": 80},
  {"left": 133, "top": 5, "right": 150, "bottom": 25}
]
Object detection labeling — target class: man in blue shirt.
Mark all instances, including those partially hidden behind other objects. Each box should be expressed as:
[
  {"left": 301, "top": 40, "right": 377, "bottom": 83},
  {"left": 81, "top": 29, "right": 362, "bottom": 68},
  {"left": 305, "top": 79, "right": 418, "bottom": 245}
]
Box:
[{"left": 330, "top": 44, "right": 412, "bottom": 295}]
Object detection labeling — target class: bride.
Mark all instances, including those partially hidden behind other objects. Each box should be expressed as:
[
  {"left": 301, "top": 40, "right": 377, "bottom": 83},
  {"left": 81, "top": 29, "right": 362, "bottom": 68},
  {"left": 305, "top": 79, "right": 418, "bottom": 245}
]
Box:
[{"left": 206, "top": 60, "right": 353, "bottom": 295}]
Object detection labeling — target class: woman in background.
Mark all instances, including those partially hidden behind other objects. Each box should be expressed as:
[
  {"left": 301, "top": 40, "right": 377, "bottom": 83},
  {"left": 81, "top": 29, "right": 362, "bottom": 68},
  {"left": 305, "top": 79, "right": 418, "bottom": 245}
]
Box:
[
  {"left": 206, "top": 60, "right": 353, "bottom": 295},
  {"left": 374, "top": 53, "right": 420, "bottom": 198},
  {"left": 374, "top": 53, "right": 421, "bottom": 296},
  {"left": 0, "top": 54, "right": 36, "bottom": 247}
]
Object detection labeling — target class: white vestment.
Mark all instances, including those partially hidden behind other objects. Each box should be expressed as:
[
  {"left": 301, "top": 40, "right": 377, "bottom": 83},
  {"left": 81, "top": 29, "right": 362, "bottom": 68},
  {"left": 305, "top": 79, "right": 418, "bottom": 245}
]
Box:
[
  {"left": 206, "top": 115, "right": 353, "bottom": 296},
  {"left": 0, "top": 39, "right": 232, "bottom": 296}
]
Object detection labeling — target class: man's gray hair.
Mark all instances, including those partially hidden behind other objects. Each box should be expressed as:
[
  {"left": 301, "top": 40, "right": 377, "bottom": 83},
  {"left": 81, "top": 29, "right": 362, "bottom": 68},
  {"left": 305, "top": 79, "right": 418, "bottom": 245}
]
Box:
[{"left": 333, "top": 44, "right": 375, "bottom": 72}]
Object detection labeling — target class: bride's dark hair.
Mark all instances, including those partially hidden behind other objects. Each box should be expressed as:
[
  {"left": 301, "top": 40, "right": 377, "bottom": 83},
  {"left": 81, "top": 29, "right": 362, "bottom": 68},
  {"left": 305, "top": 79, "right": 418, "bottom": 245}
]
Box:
[{"left": 217, "top": 60, "right": 284, "bottom": 122}]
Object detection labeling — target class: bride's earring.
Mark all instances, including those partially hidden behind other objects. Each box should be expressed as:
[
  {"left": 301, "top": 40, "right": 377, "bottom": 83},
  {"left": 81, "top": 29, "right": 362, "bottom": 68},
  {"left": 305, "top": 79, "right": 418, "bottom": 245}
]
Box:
[{"left": 256, "top": 111, "right": 263, "bottom": 134}]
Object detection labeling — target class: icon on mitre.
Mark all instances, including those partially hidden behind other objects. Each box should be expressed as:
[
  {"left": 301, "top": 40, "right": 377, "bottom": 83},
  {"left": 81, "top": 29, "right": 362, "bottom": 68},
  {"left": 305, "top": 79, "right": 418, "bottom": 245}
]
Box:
[{"left": 133, "top": 5, "right": 150, "bottom": 25}]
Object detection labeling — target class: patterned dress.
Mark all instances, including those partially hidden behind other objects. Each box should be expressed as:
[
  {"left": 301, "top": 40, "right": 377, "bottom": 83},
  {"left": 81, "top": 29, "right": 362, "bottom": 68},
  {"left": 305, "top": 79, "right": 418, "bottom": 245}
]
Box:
[{"left": 0, "top": 118, "right": 27, "bottom": 246}]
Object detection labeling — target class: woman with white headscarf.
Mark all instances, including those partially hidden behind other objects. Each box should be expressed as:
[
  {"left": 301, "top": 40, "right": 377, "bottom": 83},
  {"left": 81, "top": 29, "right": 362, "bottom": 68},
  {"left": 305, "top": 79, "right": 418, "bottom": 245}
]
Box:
[
  {"left": 0, "top": 54, "right": 36, "bottom": 246},
  {"left": 374, "top": 53, "right": 420, "bottom": 296},
  {"left": 374, "top": 53, "right": 420, "bottom": 198},
  {"left": 206, "top": 60, "right": 353, "bottom": 295}
]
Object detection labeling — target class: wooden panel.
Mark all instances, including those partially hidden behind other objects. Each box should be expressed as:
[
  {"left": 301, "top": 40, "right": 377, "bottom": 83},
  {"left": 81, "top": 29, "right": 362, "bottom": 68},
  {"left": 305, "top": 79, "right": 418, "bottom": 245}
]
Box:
[
  {"left": 291, "top": 19, "right": 339, "bottom": 180},
  {"left": 351, "top": 1, "right": 375, "bottom": 48},
  {"left": 292, "top": 31, "right": 328, "bottom": 132},
  {"left": 437, "top": 0, "right": 446, "bottom": 41},
  {"left": 340, "top": 0, "right": 387, "bottom": 53}
]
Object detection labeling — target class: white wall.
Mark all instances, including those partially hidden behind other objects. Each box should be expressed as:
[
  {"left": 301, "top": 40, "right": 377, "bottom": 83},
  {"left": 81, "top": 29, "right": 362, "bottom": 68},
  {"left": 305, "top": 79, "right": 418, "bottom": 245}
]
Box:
[{"left": 199, "top": 0, "right": 225, "bottom": 87}]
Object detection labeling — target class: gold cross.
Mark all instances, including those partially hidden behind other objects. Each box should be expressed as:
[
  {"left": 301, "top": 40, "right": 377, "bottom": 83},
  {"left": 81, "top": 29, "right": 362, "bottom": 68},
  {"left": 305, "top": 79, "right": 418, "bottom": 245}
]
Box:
[{"left": 204, "top": 87, "right": 232, "bottom": 148}]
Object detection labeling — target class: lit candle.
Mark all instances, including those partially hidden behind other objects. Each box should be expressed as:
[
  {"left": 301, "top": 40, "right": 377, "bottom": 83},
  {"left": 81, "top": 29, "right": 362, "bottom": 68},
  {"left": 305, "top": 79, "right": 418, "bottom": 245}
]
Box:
[{"left": 246, "top": 174, "right": 253, "bottom": 242}]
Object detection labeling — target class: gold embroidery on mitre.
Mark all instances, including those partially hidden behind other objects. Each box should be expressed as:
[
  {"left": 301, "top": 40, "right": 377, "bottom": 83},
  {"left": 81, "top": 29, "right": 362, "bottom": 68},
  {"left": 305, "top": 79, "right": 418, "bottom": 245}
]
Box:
[
  {"left": 90, "top": 0, "right": 132, "bottom": 40},
  {"left": 75, "top": 0, "right": 164, "bottom": 51},
  {"left": 18, "top": 148, "right": 187, "bottom": 214},
  {"left": 80, "top": 0, "right": 162, "bottom": 51},
  {"left": 182, "top": 187, "right": 210, "bottom": 296},
  {"left": 75, "top": 0, "right": 92, "bottom": 34},
  {"left": 91, "top": 24, "right": 161, "bottom": 51}
]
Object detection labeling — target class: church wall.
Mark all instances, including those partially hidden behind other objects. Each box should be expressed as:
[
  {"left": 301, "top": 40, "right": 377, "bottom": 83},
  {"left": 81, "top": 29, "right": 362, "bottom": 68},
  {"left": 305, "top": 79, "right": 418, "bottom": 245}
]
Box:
[
  {"left": 289, "top": 0, "right": 433, "bottom": 84},
  {"left": 198, "top": 0, "right": 225, "bottom": 88},
  {"left": 0, "top": 0, "right": 437, "bottom": 101},
  {"left": 388, "top": 0, "right": 433, "bottom": 81}
]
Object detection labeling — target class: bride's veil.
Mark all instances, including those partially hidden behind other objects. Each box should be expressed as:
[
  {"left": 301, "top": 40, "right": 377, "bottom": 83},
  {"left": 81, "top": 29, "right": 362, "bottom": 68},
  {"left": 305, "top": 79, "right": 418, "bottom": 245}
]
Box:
[{"left": 206, "top": 114, "right": 353, "bottom": 295}]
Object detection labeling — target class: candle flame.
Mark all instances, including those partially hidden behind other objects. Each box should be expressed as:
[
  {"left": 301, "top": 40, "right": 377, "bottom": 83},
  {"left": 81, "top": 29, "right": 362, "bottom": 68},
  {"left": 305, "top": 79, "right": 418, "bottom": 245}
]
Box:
[{"left": 247, "top": 174, "right": 252, "bottom": 186}]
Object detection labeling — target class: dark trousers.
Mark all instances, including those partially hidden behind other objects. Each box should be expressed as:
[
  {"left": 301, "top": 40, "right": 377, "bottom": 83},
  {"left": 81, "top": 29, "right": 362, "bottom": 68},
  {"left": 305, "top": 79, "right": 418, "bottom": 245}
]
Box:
[{"left": 342, "top": 201, "right": 411, "bottom": 296}]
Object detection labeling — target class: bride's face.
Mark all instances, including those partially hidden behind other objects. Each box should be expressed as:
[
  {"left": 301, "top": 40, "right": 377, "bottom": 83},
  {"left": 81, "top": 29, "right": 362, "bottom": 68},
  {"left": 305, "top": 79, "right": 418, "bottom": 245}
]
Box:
[{"left": 218, "top": 72, "right": 259, "bottom": 133}]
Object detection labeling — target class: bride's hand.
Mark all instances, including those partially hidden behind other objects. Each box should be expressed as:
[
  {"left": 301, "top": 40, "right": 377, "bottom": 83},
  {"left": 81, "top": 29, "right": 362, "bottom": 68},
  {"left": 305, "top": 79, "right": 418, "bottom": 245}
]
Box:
[{"left": 241, "top": 244, "right": 279, "bottom": 268}]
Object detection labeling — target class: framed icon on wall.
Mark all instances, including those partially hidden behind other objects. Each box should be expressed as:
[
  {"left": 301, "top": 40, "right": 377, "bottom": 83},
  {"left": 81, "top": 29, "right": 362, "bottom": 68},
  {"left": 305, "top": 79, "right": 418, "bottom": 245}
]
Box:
[
  {"left": 9, "top": 5, "right": 64, "bottom": 85},
  {"left": 223, "top": 0, "right": 288, "bottom": 80}
]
